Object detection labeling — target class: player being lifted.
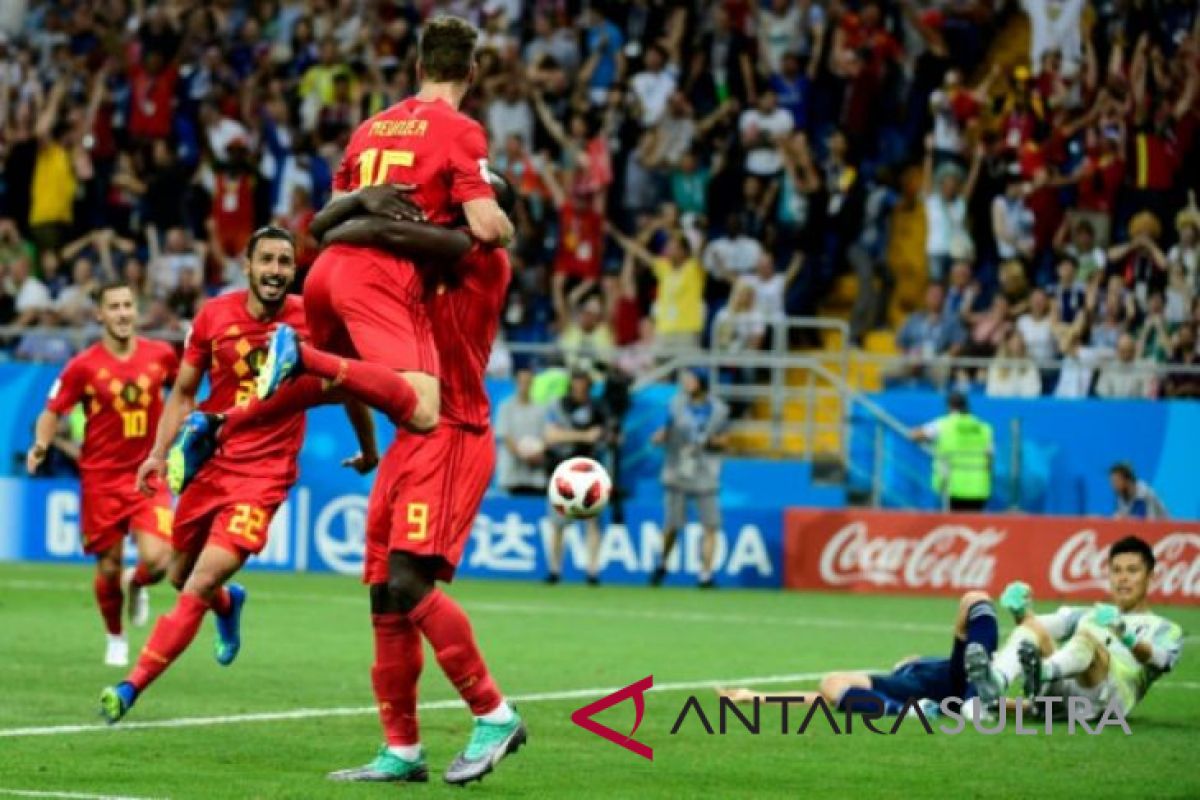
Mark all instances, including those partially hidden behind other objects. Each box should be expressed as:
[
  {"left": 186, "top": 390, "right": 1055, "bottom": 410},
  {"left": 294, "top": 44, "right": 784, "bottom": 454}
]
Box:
[
  {"left": 185, "top": 176, "right": 523, "bottom": 785},
  {"left": 252, "top": 15, "right": 513, "bottom": 440},
  {"left": 99, "top": 227, "right": 377, "bottom": 723},
  {"left": 26, "top": 282, "right": 178, "bottom": 666},
  {"left": 967, "top": 535, "right": 1183, "bottom": 719}
]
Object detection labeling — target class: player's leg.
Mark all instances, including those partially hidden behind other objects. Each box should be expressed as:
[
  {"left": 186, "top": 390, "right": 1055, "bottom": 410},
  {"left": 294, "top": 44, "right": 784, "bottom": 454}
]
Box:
[
  {"left": 697, "top": 493, "right": 721, "bottom": 589},
  {"left": 100, "top": 544, "right": 245, "bottom": 722},
  {"left": 1031, "top": 623, "right": 1111, "bottom": 692},
  {"left": 546, "top": 514, "right": 566, "bottom": 584},
  {"left": 948, "top": 591, "right": 999, "bottom": 696},
  {"left": 584, "top": 518, "right": 602, "bottom": 586},
  {"left": 328, "top": 582, "right": 429, "bottom": 783},
  {"left": 967, "top": 613, "right": 1056, "bottom": 705},
  {"left": 651, "top": 490, "right": 685, "bottom": 586},
  {"left": 93, "top": 541, "right": 128, "bottom": 666},
  {"left": 123, "top": 486, "right": 175, "bottom": 626}
]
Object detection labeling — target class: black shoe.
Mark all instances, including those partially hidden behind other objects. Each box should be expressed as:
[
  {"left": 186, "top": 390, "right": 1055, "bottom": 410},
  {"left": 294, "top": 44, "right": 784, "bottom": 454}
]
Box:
[
  {"left": 544, "top": 573, "right": 559, "bottom": 585},
  {"left": 1018, "top": 640, "right": 1044, "bottom": 699},
  {"left": 586, "top": 575, "right": 600, "bottom": 587},
  {"left": 649, "top": 566, "right": 666, "bottom": 587},
  {"left": 698, "top": 578, "right": 716, "bottom": 590}
]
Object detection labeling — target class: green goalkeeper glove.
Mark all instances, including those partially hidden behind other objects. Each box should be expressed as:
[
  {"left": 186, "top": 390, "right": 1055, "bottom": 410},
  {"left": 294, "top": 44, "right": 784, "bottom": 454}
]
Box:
[
  {"left": 999, "top": 581, "right": 1033, "bottom": 621},
  {"left": 1092, "top": 602, "right": 1135, "bottom": 647}
]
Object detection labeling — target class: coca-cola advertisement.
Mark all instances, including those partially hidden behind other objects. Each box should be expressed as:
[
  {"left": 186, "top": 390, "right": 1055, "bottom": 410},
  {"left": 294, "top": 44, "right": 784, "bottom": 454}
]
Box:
[{"left": 784, "top": 510, "right": 1200, "bottom": 605}]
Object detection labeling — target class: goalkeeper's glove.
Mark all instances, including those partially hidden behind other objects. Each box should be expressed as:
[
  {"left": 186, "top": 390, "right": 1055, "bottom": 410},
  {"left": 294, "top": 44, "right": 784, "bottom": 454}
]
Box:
[
  {"left": 1092, "top": 602, "right": 1138, "bottom": 648},
  {"left": 999, "top": 581, "right": 1033, "bottom": 621}
]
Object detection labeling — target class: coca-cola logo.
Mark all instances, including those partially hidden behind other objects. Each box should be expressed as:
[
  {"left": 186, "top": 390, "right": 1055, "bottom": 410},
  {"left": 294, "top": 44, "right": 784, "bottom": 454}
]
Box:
[
  {"left": 818, "top": 522, "right": 1004, "bottom": 589},
  {"left": 1050, "top": 530, "right": 1200, "bottom": 598}
]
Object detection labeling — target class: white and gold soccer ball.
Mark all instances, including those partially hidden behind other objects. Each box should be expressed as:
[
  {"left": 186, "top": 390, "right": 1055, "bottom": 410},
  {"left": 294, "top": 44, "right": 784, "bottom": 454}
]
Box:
[{"left": 547, "top": 457, "right": 612, "bottom": 519}]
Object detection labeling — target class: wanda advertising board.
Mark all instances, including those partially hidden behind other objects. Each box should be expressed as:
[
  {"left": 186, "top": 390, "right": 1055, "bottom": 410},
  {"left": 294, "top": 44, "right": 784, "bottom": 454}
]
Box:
[{"left": 784, "top": 510, "right": 1200, "bottom": 605}]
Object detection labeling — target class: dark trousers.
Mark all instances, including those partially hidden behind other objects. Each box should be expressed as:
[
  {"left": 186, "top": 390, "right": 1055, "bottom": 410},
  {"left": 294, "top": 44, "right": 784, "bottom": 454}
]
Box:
[{"left": 948, "top": 497, "right": 987, "bottom": 512}]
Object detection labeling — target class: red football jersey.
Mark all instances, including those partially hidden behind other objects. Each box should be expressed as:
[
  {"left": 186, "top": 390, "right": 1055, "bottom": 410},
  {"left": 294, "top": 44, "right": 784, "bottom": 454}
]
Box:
[
  {"left": 183, "top": 292, "right": 310, "bottom": 482},
  {"left": 333, "top": 97, "right": 495, "bottom": 225},
  {"left": 431, "top": 245, "right": 512, "bottom": 429},
  {"left": 45, "top": 337, "right": 178, "bottom": 475}
]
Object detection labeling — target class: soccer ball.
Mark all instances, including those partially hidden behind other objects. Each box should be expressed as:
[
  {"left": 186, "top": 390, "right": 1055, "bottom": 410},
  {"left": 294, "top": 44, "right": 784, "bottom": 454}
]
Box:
[{"left": 548, "top": 457, "right": 612, "bottom": 519}]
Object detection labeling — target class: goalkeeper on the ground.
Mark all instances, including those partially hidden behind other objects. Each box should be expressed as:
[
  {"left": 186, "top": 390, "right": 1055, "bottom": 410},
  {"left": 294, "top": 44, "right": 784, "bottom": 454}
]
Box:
[{"left": 968, "top": 535, "right": 1183, "bottom": 718}]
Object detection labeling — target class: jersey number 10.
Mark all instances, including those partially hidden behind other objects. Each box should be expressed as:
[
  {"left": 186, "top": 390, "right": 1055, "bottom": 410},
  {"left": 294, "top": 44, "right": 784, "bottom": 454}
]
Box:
[
  {"left": 121, "top": 409, "right": 148, "bottom": 438},
  {"left": 359, "top": 148, "right": 415, "bottom": 187}
]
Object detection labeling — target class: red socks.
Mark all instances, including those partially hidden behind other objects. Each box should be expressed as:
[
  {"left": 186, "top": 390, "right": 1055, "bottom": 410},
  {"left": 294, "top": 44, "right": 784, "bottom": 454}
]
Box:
[
  {"left": 371, "top": 614, "right": 424, "bottom": 746},
  {"left": 93, "top": 574, "right": 123, "bottom": 636},
  {"left": 210, "top": 586, "right": 233, "bottom": 617},
  {"left": 299, "top": 344, "right": 418, "bottom": 426},
  {"left": 220, "top": 375, "right": 330, "bottom": 439},
  {"left": 129, "top": 562, "right": 160, "bottom": 589},
  {"left": 128, "top": 592, "right": 209, "bottom": 692},
  {"left": 407, "top": 590, "right": 501, "bottom": 716}
]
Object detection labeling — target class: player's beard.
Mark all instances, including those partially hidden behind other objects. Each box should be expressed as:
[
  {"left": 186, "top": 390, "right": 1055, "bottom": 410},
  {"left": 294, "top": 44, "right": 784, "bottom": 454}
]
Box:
[
  {"left": 251, "top": 275, "right": 288, "bottom": 311},
  {"left": 104, "top": 321, "right": 134, "bottom": 347}
]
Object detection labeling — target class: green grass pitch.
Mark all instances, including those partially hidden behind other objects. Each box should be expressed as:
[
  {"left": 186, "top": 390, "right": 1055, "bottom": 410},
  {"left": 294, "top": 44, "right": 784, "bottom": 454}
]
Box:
[{"left": 1, "top": 562, "right": 1197, "bottom": 799}]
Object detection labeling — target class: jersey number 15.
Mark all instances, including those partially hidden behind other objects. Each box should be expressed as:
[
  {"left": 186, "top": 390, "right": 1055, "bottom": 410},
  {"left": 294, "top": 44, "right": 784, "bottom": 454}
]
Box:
[{"left": 359, "top": 148, "right": 415, "bottom": 187}]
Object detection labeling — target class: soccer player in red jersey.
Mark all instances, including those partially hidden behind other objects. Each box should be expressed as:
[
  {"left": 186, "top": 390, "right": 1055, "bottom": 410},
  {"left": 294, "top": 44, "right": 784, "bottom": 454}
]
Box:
[
  {"left": 26, "top": 282, "right": 178, "bottom": 667},
  {"left": 99, "top": 227, "right": 377, "bottom": 723},
  {"left": 273, "top": 15, "right": 513, "bottom": 435},
  {"left": 220, "top": 178, "right": 523, "bottom": 784}
]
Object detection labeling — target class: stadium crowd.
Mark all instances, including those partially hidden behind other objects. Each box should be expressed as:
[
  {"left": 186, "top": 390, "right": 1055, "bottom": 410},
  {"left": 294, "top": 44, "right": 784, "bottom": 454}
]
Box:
[{"left": 0, "top": 0, "right": 1197, "bottom": 400}]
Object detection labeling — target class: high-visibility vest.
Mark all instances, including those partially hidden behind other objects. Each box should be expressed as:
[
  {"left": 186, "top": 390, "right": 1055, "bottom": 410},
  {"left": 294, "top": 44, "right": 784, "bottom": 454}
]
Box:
[{"left": 932, "top": 413, "right": 993, "bottom": 500}]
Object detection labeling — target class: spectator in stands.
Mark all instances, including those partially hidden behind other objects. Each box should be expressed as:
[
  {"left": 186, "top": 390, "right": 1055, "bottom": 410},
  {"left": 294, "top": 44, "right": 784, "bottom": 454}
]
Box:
[
  {"left": 1049, "top": 256, "right": 1087, "bottom": 330},
  {"left": 10, "top": 255, "right": 50, "bottom": 329},
  {"left": 558, "top": 297, "right": 614, "bottom": 379},
  {"left": 544, "top": 369, "right": 609, "bottom": 585},
  {"left": 986, "top": 331, "right": 1042, "bottom": 398},
  {"left": 1165, "top": 264, "right": 1194, "bottom": 327},
  {"left": 539, "top": 157, "right": 605, "bottom": 321},
  {"left": 1095, "top": 334, "right": 1154, "bottom": 399},
  {"left": 943, "top": 260, "right": 982, "bottom": 322},
  {"left": 712, "top": 280, "right": 766, "bottom": 357},
  {"left": 897, "top": 284, "right": 967, "bottom": 363},
  {"left": 1056, "top": 216, "right": 1107, "bottom": 284},
  {"left": 608, "top": 225, "right": 705, "bottom": 354},
  {"left": 1137, "top": 291, "right": 1176, "bottom": 363},
  {"left": 744, "top": 252, "right": 801, "bottom": 329},
  {"left": 1016, "top": 288, "right": 1057, "bottom": 364},
  {"left": 991, "top": 171, "right": 1035, "bottom": 263},
  {"left": 963, "top": 294, "right": 1013, "bottom": 361},
  {"left": 486, "top": 79, "right": 533, "bottom": 156},
  {"left": 649, "top": 368, "right": 730, "bottom": 589},
  {"left": 496, "top": 367, "right": 549, "bottom": 497},
  {"left": 54, "top": 258, "right": 97, "bottom": 327},
  {"left": 1169, "top": 197, "right": 1200, "bottom": 286},
  {"left": 922, "top": 139, "right": 983, "bottom": 281},
  {"left": 148, "top": 227, "right": 205, "bottom": 299},
  {"left": 703, "top": 215, "right": 763, "bottom": 307},
  {"left": 1089, "top": 299, "right": 1128, "bottom": 351},
  {"left": 1161, "top": 323, "right": 1200, "bottom": 399},
  {"left": 1109, "top": 463, "right": 1168, "bottom": 520},
  {"left": 1107, "top": 211, "right": 1169, "bottom": 308},
  {"left": 739, "top": 89, "right": 794, "bottom": 179},
  {"left": 1053, "top": 328, "right": 1104, "bottom": 398},
  {"left": 847, "top": 165, "right": 896, "bottom": 342}
]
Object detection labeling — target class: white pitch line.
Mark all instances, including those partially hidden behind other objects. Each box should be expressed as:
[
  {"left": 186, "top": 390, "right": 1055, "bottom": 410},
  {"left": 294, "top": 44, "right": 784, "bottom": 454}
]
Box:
[
  {"left": 0, "top": 578, "right": 949, "bottom": 634},
  {"left": 0, "top": 790, "right": 165, "bottom": 800},
  {"left": 0, "top": 671, "right": 850, "bottom": 739}
]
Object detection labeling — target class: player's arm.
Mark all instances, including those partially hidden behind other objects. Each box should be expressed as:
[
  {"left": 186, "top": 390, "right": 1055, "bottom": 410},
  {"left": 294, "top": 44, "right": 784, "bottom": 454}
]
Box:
[
  {"left": 1125, "top": 620, "right": 1183, "bottom": 669},
  {"left": 138, "top": 361, "right": 203, "bottom": 495},
  {"left": 453, "top": 123, "right": 515, "bottom": 246},
  {"left": 338, "top": 398, "right": 379, "bottom": 474},
  {"left": 29, "top": 360, "right": 87, "bottom": 473},
  {"left": 310, "top": 185, "right": 424, "bottom": 242},
  {"left": 26, "top": 409, "right": 61, "bottom": 474},
  {"left": 321, "top": 216, "right": 473, "bottom": 264}
]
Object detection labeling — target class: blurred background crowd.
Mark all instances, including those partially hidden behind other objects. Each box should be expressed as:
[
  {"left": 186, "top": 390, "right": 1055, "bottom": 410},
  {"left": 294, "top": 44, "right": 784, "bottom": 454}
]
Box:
[{"left": 0, "top": 0, "right": 1197, "bottom": 400}]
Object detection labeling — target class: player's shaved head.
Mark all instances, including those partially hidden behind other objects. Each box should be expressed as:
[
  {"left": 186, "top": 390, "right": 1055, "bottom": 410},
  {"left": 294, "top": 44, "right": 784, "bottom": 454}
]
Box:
[{"left": 419, "top": 16, "right": 478, "bottom": 83}]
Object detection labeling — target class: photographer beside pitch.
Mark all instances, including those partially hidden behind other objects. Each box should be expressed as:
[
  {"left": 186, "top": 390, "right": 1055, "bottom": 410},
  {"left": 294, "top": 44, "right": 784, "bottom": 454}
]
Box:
[{"left": 969, "top": 535, "right": 1183, "bottom": 721}]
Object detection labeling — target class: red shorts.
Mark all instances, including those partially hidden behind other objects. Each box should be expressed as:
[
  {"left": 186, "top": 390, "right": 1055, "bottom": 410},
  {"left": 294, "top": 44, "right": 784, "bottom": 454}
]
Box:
[
  {"left": 364, "top": 425, "right": 495, "bottom": 584},
  {"left": 172, "top": 468, "right": 288, "bottom": 557},
  {"left": 80, "top": 474, "right": 173, "bottom": 555},
  {"left": 303, "top": 244, "right": 439, "bottom": 376}
]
